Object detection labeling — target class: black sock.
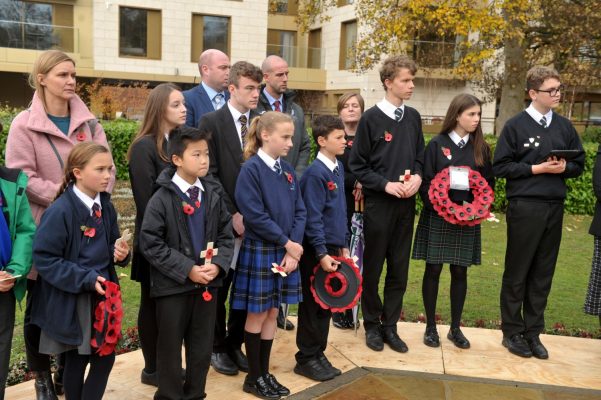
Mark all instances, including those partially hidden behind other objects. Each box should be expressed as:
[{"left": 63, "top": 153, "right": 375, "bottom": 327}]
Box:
[
  {"left": 244, "top": 331, "right": 262, "bottom": 381},
  {"left": 260, "top": 339, "right": 273, "bottom": 376},
  {"left": 450, "top": 264, "right": 468, "bottom": 329},
  {"left": 422, "top": 263, "right": 443, "bottom": 327}
]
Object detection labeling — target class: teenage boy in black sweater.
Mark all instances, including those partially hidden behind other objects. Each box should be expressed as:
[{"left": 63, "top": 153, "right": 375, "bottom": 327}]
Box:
[
  {"left": 349, "top": 55, "right": 425, "bottom": 353},
  {"left": 295, "top": 115, "right": 349, "bottom": 381},
  {"left": 140, "top": 126, "right": 234, "bottom": 400},
  {"left": 493, "top": 66, "right": 584, "bottom": 359}
]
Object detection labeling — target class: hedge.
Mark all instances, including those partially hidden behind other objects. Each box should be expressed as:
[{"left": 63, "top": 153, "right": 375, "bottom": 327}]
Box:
[{"left": 0, "top": 106, "right": 598, "bottom": 215}]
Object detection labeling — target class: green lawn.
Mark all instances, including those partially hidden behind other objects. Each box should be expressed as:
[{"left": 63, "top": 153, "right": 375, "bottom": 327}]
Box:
[{"left": 9, "top": 182, "right": 600, "bottom": 367}]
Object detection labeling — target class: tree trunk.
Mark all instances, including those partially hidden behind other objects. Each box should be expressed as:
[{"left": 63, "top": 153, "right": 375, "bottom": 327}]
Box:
[{"left": 496, "top": 34, "right": 528, "bottom": 135}]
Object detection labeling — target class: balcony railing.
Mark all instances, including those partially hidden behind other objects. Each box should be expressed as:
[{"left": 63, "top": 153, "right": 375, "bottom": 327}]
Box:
[
  {"left": 267, "top": 44, "right": 324, "bottom": 69},
  {"left": 0, "top": 20, "right": 78, "bottom": 53}
]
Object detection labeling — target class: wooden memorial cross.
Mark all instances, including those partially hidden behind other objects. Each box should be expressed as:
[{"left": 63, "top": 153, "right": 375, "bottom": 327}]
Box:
[
  {"left": 400, "top": 169, "right": 411, "bottom": 183},
  {"left": 201, "top": 242, "right": 218, "bottom": 264}
]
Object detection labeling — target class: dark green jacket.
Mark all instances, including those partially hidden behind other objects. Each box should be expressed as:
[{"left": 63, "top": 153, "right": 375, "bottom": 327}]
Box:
[{"left": 0, "top": 167, "right": 35, "bottom": 302}]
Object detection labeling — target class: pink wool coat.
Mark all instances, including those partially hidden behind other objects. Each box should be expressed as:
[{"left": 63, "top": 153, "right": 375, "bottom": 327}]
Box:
[{"left": 5, "top": 92, "right": 116, "bottom": 277}]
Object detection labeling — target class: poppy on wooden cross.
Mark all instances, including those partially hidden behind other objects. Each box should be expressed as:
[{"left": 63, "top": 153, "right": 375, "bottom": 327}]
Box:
[
  {"left": 271, "top": 262, "right": 288, "bottom": 277},
  {"left": 400, "top": 169, "right": 411, "bottom": 183},
  {"left": 201, "top": 242, "right": 219, "bottom": 265}
]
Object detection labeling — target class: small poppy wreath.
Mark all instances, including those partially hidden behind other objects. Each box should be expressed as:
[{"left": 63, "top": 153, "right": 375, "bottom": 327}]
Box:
[
  {"left": 90, "top": 281, "right": 123, "bottom": 356},
  {"left": 76, "top": 132, "right": 86, "bottom": 141},
  {"left": 427, "top": 166, "right": 494, "bottom": 226},
  {"left": 384, "top": 131, "right": 393, "bottom": 142},
  {"left": 327, "top": 181, "right": 338, "bottom": 191}
]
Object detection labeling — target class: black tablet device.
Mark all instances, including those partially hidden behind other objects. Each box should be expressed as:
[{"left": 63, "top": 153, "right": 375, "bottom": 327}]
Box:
[{"left": 538, "top": 149, "right": 584, "bottom": 163}]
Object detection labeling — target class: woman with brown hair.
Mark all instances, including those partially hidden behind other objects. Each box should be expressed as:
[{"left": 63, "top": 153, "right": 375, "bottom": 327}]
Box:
[
  {"left": 127, "top": 82, "right": 187, "bottom": 386},
  {"left": 6, "top": 49, "right": 114, "bottom": 400},
  {"left": 412, "top": 93, "right": 494, "bottom": 349}
]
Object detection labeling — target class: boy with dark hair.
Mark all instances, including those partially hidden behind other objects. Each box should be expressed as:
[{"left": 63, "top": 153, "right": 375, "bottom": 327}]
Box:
[
  {"left": 140, "top": 126, "right": 234, "bottom": 400},
  {"left": 493, "top": 66, "right": 584, "bottom": 359},
  {"left": 295, "top": 115, "right": 349, "bottom": 381},
  {"left": 349, "top": 55, "right": 425, "bottom": 353},
  {"left": 198, "top": 60, "right": 263, "bottom": 375}
]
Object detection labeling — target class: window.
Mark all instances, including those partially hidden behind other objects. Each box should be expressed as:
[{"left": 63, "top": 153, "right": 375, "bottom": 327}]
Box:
[
  {"left": 308, "top": 28, "right": 322, "bottom": 69},
  {"left": 267, "top": 29, "right": 297, "bottom": 66},
  {"left": 270, "top": 0, "right": 298, "bottom": 15},
  {"left": 119, "top": 7, "right": 161, "bottom": 59},
  {"left": 191, "top": 14, "right": 230, "bottom": 63},
  {"left": 339, "top": 20, "right": 357, "bottom": 70},
  {"left": 0, "top": 1, "right": 74, "bottom": 52},
  {"left": 337, "top": 0, "right": 354, "bottom": 6}
]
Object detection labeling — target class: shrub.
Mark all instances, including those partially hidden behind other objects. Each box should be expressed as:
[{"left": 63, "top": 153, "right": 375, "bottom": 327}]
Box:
[{"left": 581, "top": 125, "right": 601, "bottom": 144}]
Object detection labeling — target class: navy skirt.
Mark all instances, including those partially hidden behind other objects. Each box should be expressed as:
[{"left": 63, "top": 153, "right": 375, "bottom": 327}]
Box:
[{"left": 230, "top": 238, "right": 302, "bottom": 313}]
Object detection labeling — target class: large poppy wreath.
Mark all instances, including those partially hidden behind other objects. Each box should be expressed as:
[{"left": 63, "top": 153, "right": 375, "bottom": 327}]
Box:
[
  {"left": 428, "top": 167, "right": 494, "bottom": 226},
  {"left": 90, "top": 280, "right": 123, "bottom": 356}
]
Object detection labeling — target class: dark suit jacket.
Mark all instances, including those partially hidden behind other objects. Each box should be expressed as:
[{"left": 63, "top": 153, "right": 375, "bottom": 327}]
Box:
[
  {"left": 183, "top": 84, "right": 230, "bottom": 128},
  {"left": 590, "top": 144, "right": 601, "bottom": 236},
  {"left": 198, "top": 106, "right": 259, "bottom": 215}
]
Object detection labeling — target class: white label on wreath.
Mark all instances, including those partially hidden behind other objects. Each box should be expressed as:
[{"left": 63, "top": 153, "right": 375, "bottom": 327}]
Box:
[{"left": 449, "top": 167, "right": 470, "bottom": 191}]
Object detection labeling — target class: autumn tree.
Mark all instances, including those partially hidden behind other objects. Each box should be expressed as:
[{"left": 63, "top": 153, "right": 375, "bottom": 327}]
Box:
[{"left": 292, "top": 0, "right": 601, "bottom": 133}]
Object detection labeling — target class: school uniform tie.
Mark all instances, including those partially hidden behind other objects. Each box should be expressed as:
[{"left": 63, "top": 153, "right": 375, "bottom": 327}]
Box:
[
  {"left": 274, "top": 160, "right": 282, "bottom": 175},
  {"left": 274, "top": 100, "right": 281, "bottom": 112},
  {"left": 187, "top": 186, "right": 200, "bottom": 203},
  {"left": 239, "top": 114, "right": 248, "bottom": 147},
  {"left": 333, "top": 165, "right": 340, "bottom": 176},
  {"left": 394, "top": 107, "right": 404, "bottom": 122},
  {"left": 92, "top": 203, "right": 102, "bottom": 223},
  {"left": 458, "top": 138, "right": 466, "bottom": 149},
  {"left": 539, "top": 116, "right": 547, "bottom": 128},
  {"left": 213, "top": 93, "right": 225, "bottom": 110}
]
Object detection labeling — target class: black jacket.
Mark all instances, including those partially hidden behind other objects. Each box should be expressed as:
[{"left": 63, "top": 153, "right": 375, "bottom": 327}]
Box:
[
  {"left": 139, "top": 166, "right": 234, "bottom": 298},
  {"left": 591, "top": 144, "right": 601, "bottom": 236},
  {"left": 198, "top": 105, "right": 259, "bottom": 215}
]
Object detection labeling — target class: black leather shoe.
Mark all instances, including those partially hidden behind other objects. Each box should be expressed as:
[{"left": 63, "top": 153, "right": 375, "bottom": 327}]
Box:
[
  {"left": 264, "top": 373, "right": 290, "bottom": 396},
  {"left": 527, "top": 336, "right": 549, "bottom": 359},
  {"left": 294, "top": 359, "right": 336, "bottom": 381},
  {"left": 243, "top": 375, "right": 281, "bottom": 399},
  {"left": 423, "top": 326, "right": 440, "bottom": 348},
  {"left": 140, "top": 368, "right": 158, "bottom": 387},
  {"left": 365, "top": 328, "right": 384, "bottom": 351},
  {"left": 211, "top": 352, "right": 239, "bottom": 375},
  {"left": 34, "top": 371, "right": 58, "bottom": 400},
  {"left": 447, "top": 328, "right": 470, "bottom": 349},
  {"left": 382, "top": 328, "right": 409, "bottom": 353},
  {"left": 277, "top": 308, "right": 294, "bottom": 330},
  {"left": 53, "top": 368, "right": 64, "bottom": 395},
  {"left": 502, "top": 334, "right": 533, "bottom": 358},
  {"left": 332, "top": 312, "right": 348, "bottom": 329},
  {"left": 229, "top": 348, "right": 249, "bottom": 372},
  {"left": 317, "top": 353, "right": 341, "bottom": 376}
]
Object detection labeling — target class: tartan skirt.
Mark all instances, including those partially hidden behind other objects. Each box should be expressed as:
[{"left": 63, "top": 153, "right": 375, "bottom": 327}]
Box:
[
  {"left": 412, "top": 208, "right": 481, "bottom": 267},
  {"left": 584, "top": 236, "right": 601, "bottom": 315},
  {"left": 230, "top": 238, "right": 302, "bottom": 313}
]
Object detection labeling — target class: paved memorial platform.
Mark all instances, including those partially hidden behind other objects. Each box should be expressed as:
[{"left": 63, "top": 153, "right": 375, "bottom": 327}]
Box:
[{"left": 6, "top": 319, "right": 601, "bottom": 399}]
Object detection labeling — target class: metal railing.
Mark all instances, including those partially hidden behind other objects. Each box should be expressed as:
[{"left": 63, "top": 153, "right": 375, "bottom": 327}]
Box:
[
  {"left": 266, "top": 44, "right": 324, "bottom": 69},
  {"left": 0, "top": 19, "right": 77, "bottom": 53}
]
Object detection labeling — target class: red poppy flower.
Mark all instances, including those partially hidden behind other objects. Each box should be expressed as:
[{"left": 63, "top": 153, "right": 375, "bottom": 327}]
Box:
[
  {"left": 183, "top": 203, "right": 194, "bottom": 215},
  {"left": 203, "top": 289, "right": 213, "bottom": 301},
  {"left": 384, "top": 132, "right": 393, "bottom": 142},
  {"left": 205, "top": 248, "right": 213, "bottom": 259},
  {"left": 442, "top": 147, "right": 451, "bottom": 157},
  {"left": 327, "top": 181, "right": 337, "bottom": 191},
  {"left": 83, "top": 227, "right": 96, "bottom": 238},
  {"left": 285, "top": 172, "right": 293, "bottom": 184},
  {"left": 347, "top": 140, "right": 353, "bottom": 147},
  {"left": 195, "top": 200, "right": 201, "bottom": 208},
  {"left": 76, "top": 132, "right": 86, "bottom": 141}
]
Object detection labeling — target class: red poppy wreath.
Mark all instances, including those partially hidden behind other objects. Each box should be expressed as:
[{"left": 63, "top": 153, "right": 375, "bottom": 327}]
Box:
[
  {"left": 90, "top": 280, "right": 123, "bottom": 356},
  {"left": 428, "top": 167, "right": 494, "bottom": 226}
]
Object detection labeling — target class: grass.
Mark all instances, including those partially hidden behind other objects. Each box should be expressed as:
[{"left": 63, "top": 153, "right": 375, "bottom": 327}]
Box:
[{"left": 9, "top": 181, "right": 600, "bottom": 366}]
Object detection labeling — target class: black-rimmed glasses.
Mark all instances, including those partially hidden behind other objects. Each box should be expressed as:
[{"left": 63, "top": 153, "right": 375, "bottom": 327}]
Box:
[{"left": 535, "top": 85, "right": 564, "bottom": 97}]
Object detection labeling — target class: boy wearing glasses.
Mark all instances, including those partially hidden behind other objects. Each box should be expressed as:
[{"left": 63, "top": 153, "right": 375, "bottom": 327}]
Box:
[{"left": 493, "top": 66, "right": 584, "bottom": 359}]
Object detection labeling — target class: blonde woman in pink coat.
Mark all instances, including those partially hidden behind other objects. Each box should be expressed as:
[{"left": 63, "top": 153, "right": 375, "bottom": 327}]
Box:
[{"left": 5, "top": 50, "right": 115, "bottom": 400}]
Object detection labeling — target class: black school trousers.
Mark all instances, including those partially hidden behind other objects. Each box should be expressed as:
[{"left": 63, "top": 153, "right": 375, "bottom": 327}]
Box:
[
  {"left": 154, "top": 289, "right": 217, "bottom": 400},
  {"left": 295, "top": 246, "right": 342, "bottom": 365},
  {"left": 213, "top": 268, "right": 247, "bottom": 353},
  {"left": 361, "top": 194, "right": 415, "bottom": 332},
  {"left": 500, "top": 199, "right": 564, "bottom": 339}
]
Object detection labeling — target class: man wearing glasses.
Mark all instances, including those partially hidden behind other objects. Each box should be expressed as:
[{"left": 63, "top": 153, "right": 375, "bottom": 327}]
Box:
[{"left": 493, "top": 66, "right": 584, "bottom": 359}]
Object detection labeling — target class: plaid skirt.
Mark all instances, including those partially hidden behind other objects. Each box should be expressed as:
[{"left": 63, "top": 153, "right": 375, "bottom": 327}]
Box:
[
  {"left": 230, "top": 238, "right": 302, "bottom": 313},
  {"left": 412, "top": 208, "right": 481, "bottom": 267},
  {"left": 584, "top": 236, "right": 601, "bottom": 315}
]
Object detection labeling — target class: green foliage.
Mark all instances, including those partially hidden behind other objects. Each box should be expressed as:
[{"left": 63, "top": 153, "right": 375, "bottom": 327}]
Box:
[
  {"left": 581, "top": 125, "right": 601, "bottom": 144},
  {"left": 102, "top": 119, "right": 140, "bottom": 180}
]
